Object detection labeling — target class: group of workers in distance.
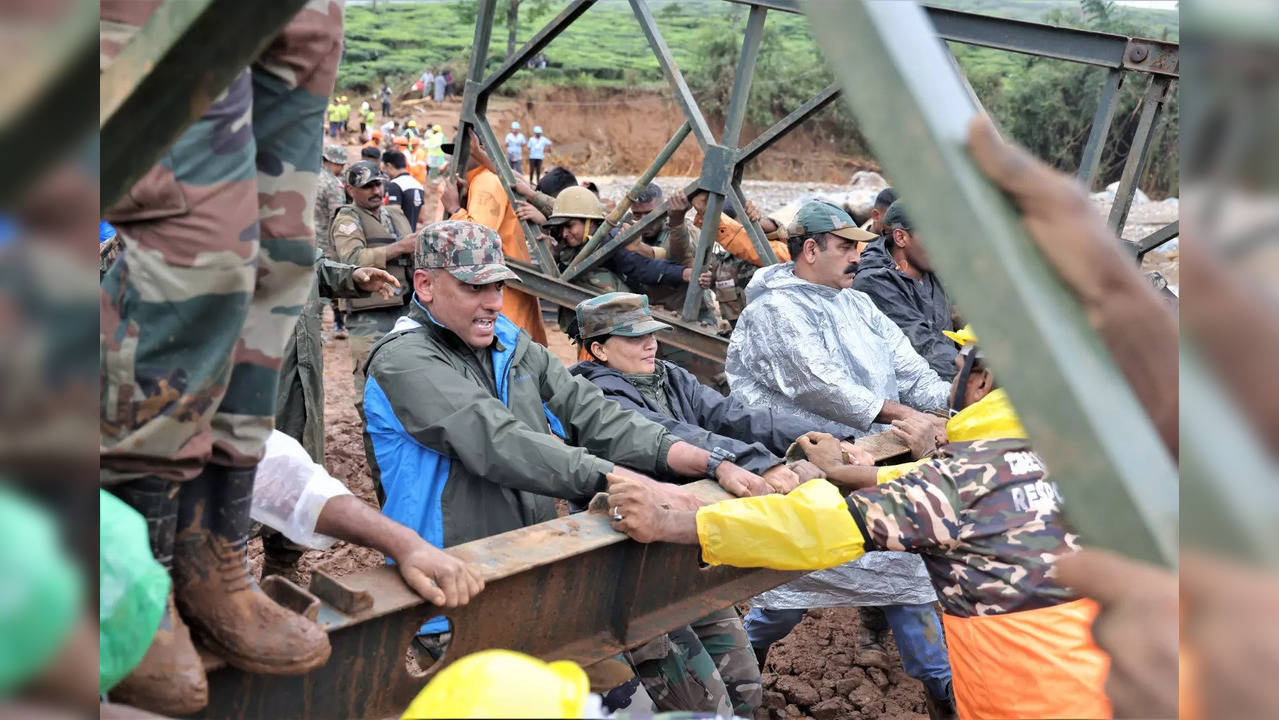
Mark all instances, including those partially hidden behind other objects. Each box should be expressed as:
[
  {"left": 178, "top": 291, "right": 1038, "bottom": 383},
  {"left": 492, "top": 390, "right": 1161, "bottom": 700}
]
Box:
[{"left": 100, "top": 52, "right": 1173, "bottom": 717}]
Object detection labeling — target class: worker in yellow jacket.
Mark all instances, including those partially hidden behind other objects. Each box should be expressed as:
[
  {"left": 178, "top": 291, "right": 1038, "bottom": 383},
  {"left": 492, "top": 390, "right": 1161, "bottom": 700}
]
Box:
[{"left": 609, "top": 328, "right": 1112, "bottom": 720}]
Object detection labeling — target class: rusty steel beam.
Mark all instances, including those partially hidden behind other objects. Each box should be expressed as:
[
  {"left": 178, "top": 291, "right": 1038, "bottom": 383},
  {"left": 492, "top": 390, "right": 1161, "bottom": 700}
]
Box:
[
  {"left": 195, "top": 427, "right": 910, "bottom": 719},
  {"left": 194, "top": 479, "right": 798, "bottom": 720}
]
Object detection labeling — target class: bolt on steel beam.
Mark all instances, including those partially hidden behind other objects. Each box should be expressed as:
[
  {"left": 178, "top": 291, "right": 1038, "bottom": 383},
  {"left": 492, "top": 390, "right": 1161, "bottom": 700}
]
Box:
[{"left": 802, "top": 0, "right": 1177, "bottom": 567}]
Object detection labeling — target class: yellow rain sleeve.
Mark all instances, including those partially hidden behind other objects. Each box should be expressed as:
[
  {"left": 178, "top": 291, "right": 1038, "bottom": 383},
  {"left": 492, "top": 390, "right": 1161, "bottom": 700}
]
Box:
[
  {"left": 876, "top": 459, "right": 925, "bottom": 485},
  {"left": 695, "top": 479, "right": 866, "bottom": 571}
]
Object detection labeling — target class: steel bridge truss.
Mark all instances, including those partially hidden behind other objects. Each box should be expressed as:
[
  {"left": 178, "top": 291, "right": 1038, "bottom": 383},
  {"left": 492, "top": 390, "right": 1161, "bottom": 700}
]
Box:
[
  {"left": 95, "top": 2, "right": 1191, "bottom": 718},
  {"left": 449, "top": 0, "right": 1180, "bottom": 362}
]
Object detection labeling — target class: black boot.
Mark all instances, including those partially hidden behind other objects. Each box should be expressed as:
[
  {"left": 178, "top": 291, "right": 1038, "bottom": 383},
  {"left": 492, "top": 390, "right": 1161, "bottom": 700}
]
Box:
[
  {"left": 855, "top": 605, "right": 892, "bottom": 670},
  {"left": 107, "top": 478, "right": 208, "bottom": 715},
  {"left": 924, "top": 679, "right": 958, "bottom": 720},
  {"left": 753, "top": 645, "right": 770, "bottom": 671},
  {"left": 261, "top": 529, "right": 307, "bottom": 584},
  {"left": 174, "top": 464, "right": 330, "bottom": 674}
]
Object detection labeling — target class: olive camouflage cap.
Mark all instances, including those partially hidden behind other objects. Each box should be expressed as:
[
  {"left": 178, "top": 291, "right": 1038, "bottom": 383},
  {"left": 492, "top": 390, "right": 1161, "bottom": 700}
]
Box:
[
  {"left": 575, "top": 292, "right": 672, "bottom": 339},
  {"left": 787, "top": 201, "right": 876, "bottom": 242},
  {"left": 416, "top": 220, "right": 519, "bottom": 285},
  {"left": 322, "top": 144, "right": 348, "bottom": 164},
  {"left": 345, "top": 160, "right": 384, "bottom": 188}
]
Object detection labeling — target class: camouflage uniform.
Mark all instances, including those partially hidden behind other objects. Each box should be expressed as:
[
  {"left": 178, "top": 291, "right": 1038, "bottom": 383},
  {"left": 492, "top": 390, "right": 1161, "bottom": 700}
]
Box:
[
  {"left": 100, "top": 0, "right": 346, "bottom": 482},
  {"left": 314, "top": 148, "right": 348, "bottom": 257},
  {"left": 553, "top": 241, "right": 630, "bottom": 333},
  {"left": 330, "top": 183, "right": 413, "bottom": 409},
  {"left": 275, "top": 253, "right": 370, "bottom": 463},
  {"left": 847, "top": 436, "right": 1080, "bottom": 616},
  {"left": 623, "top": 608, "right": 760, "bottom": 717}
]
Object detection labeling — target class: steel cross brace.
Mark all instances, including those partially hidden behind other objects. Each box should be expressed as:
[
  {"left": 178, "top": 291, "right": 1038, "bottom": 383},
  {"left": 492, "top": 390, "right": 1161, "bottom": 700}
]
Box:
[
  {"left": 803, "top": 0, "right": 1177, "bottom": 567},
  {"left": 1133, "top": 221, "right": 1179, "bottom": 258}
]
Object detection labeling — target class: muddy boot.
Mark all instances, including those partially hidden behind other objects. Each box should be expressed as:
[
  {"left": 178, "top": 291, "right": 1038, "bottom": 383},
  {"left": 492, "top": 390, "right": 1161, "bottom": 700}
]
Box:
[
  {"left": 260, "top": 529, "right": 307, "bottom": 585},
  {"left": 107, "top": 478, "right": 208, "bottom": 715},
  {"left": 174, "top": 464, "right": 330, "bottom": 674},
  {"left": 753, "top": 645, "right": 770, "bottom": 671},
  {"left": 924, "top": 679, "right": 958, "bottom": 720},
  {"left": 855, "top": 606, "right": 891, "bottom": 670}
]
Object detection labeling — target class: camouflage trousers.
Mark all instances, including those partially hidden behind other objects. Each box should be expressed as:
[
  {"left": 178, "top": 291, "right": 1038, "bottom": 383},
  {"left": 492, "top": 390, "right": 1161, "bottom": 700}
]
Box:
[
  {"left": 345, "top": 305, "right": 407, "bottom": 412},
  {"left": 99, "top": 0, "right": 345, "bottom": 483},
  {"left": 625, "top": 607, "right": 761, "bottom": 716}
]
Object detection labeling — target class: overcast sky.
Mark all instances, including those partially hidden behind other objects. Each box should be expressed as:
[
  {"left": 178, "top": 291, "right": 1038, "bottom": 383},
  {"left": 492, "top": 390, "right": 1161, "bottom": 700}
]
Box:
[{"left": 1114, "top": 1, "right": 1178, "bottom": 11}]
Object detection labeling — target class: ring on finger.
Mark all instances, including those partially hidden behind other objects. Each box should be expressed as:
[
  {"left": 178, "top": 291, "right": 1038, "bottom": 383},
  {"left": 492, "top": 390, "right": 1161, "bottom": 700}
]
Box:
[{"left": 611, "top": 507, "right": 624, "bottom": 522}]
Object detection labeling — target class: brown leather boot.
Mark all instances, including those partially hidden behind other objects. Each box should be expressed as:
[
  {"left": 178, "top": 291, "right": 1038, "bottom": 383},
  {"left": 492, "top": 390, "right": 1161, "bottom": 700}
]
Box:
[
  {"left": 174, "top": 464, "right": 330, "bottom": 674},
  {"left": 107, "top": 478, "right": 208, "bottom": 715}
]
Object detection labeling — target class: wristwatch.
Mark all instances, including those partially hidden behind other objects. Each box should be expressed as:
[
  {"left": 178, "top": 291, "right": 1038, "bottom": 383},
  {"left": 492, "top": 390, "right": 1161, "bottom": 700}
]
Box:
[{"left": 706, "top": 447, "right": 737, "bottom": 478}]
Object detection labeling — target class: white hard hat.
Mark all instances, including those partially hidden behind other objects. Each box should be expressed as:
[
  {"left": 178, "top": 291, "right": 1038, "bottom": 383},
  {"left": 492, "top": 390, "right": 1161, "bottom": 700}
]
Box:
[
  {"left": 533, "top": 126, "right": 543, "bottom": 134},
  {"left": 511, "top": 121, "right": 521, "bottom": 130}
]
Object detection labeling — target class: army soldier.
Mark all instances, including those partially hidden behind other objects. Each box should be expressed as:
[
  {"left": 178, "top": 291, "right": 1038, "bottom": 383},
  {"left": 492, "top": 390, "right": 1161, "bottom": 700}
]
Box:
[
  {"left": 609, "top": 331, "right": 1111, "bottom": 720},
  {"left": 317, "top": 144, "right": 349, "bottom": 337},
  {"left": 330, "top": 160, "right": 417, "bottom": 409}
]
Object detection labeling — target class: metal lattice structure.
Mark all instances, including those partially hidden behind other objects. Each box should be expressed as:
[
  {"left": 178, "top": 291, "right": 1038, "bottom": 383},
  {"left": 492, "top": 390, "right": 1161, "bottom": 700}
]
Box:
[
  {"left": 94, "top": 2, "right": 1190, "bottom": 717},
  {"left": 450, "top": 0, "right": 1179, "bottom": 365}
]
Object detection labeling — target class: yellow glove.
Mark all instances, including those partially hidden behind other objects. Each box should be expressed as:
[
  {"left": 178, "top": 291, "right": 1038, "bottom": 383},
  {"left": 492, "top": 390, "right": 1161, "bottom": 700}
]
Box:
[
  {"left": 696, "top": 479, "right": 865, "bottom": 571},
  {"left": 875, "top": 459, "right": 925, "bottom": 485}
]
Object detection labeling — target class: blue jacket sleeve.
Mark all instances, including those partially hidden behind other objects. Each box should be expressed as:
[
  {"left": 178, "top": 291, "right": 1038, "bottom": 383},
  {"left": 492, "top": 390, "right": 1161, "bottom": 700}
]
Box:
[{"left": 608, "top": 249, "right": 687, "bottom": 286}]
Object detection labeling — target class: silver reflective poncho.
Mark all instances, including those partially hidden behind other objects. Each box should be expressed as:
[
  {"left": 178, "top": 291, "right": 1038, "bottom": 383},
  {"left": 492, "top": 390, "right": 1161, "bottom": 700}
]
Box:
[{"left": 727, "top": 262, "right": 950, "bottom": 608}]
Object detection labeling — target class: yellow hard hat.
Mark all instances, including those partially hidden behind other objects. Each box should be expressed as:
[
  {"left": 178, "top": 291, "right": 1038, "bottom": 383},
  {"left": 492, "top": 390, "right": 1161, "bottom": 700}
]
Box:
[
  {"left": 407, "top": 120, "right": 418, "bottom": 128},
  {"left": 400, "top": 650, "right": 589, "bottom": 719},
  {"left": 546, "top": 186, "right": 605, "bottom": 224},
  {"left": 433, "top": 124, "right": 443, "bottom": 132},
  {"left": 943, "top": 324, "right": 978, "bottom": 346},
  {"left": 340, "top": 96, "right": 348, "bottom": 102}
]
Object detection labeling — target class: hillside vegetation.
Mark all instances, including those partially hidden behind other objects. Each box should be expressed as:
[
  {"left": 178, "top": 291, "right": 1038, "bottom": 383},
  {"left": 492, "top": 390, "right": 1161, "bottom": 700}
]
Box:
[{"left": 339, "top": 0, "right": 1178, "bottom": 196}]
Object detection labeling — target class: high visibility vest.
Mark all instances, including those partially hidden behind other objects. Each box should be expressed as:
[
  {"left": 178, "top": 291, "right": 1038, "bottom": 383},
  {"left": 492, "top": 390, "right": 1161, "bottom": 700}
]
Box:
[{"left": 328, "top": 104, "right": 342, "bottom": 122}]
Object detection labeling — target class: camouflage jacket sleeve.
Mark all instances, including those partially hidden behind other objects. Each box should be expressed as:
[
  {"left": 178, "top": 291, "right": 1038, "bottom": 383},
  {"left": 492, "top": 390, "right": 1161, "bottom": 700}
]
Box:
[
  {"left": 846, "top": 457, "right": 963, "bottom": 554},
  {"left": 316, "top": 257, "right": 364, "bottom": 299},
  {"left": 332, "top": 208, "right": 387, "bottom": 269}
]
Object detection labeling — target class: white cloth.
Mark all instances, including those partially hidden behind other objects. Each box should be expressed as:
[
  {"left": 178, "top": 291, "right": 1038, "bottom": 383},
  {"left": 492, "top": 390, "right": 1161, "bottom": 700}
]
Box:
[
  {"left": 727, "top": 262, "right": 950, "bottom": 435},
  {"left": 251, "top": 431, "right": 351, "bottom": 549},
  {"left": 380, "top": 119, "right": 396, "bottom": 135},
  {"left": 527, "top": 135, "right": 552, "bottom": 159},
  {"left": 504, "top": 132, "right": 526, "bottom": 160}
]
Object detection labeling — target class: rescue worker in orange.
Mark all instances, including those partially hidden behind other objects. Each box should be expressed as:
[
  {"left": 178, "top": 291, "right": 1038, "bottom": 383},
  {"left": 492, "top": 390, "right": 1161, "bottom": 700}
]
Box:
[
  {"left": 439, "top": 133, "right": 548, "bottom": 344},
  {"left": 607, "top": 328, "right": 1112, "bottom": 720}
]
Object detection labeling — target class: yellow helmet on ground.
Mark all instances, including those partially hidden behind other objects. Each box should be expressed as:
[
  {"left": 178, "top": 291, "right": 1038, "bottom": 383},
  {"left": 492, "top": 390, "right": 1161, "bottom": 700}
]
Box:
[
  {"left": 545, "top": 186, "right": 605, "bottom": 225},
  {"left": 401, "top": 650, "right": 589, "bottom": 719}
]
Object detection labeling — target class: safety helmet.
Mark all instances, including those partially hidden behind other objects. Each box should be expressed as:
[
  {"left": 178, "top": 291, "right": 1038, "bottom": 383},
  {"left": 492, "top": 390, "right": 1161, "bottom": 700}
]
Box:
[
  {"left": 433, "top": 124, "right": 443, "bottom": 132},
  {"left": 533, "top": 125, "right": 543, "bottom": 134},
  {"left": 407, "top": 120, "right": 418, "bottom": 128},
  {"left": 395, "top": 136, "right": 409, "bottom": 147},
  {"left": 371, "top": 130, "right": 383, "bottom": 141},
  {"left": 511, "top": 121, "right": 521, "bottom": 130},
  {"left": 400, "top": 650, "right": 589, "bottom": 719},
  {"left": 545, "top": 186, "right": 605, "bottom": 225},
  {"left": 340, "top": 96, "right": 348, "bottom": 102}
]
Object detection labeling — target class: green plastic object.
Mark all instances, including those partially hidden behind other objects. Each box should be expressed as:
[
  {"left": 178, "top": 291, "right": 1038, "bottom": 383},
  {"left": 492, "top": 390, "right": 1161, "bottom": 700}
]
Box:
[
  {"left": 0, "top": 487, "right": 82, "bottom": 695},
  {"left": 99, "top": 489, "right": 170, "bottom": 693}
]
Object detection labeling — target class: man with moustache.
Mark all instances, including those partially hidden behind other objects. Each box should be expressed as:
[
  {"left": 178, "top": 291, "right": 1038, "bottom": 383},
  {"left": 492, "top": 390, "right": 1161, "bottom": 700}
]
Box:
[
  {"left": 725, "top": 202, "right": 955, "bottom": 712},
  {"left": 330, "top": 160, "right": 416, "bottom": 419}
]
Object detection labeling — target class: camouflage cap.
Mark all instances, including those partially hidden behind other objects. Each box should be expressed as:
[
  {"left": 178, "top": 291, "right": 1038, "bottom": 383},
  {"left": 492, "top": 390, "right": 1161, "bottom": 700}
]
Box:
[
  {"left": 345, "top": 160, "right": 384, "bottom": 188},
  {"left": 787, "top": 201, "right": 876, "bottom": 242},
  {"left": 322, "top": 145, "right": 348, "bottom": 164},
  {"left": 575, "top": 292, "right": 672, "bottom": 339},
  {"left": 416, "top": 220, "right": 519, "bottom": 285}
]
